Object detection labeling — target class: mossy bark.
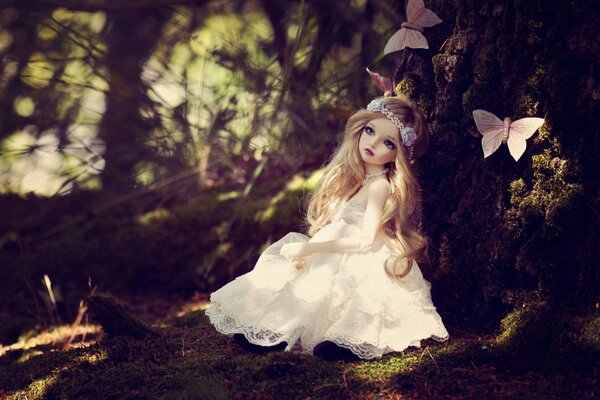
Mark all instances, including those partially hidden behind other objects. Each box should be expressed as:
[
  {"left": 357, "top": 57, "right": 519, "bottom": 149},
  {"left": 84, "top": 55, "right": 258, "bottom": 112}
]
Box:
[{"left": 392, "top": 0, "right": 599, "bottom": 329}]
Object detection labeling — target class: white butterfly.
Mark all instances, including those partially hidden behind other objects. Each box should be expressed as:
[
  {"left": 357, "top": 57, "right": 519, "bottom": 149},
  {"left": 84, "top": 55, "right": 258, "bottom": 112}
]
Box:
[
  {"left": 383, "top": 0, "right": 443, "bottom": 53},
  {"left": 473, "top": 109, "right": 544, "bottom": 161}
]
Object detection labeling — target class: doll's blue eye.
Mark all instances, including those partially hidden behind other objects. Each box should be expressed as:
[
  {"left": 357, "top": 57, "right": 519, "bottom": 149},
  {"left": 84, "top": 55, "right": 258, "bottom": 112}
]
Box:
[
  {"left": 365, "top": 126, "right": 374, "bottom": 135},
  {"left": 384, "top": 140, "right": 396, "bottom": 150}
]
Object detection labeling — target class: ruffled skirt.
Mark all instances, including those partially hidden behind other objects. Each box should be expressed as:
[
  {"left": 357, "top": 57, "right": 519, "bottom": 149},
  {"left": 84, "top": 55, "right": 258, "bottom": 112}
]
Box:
[{"left": 205, "top": 219, "right": 449, "bottom": 360}]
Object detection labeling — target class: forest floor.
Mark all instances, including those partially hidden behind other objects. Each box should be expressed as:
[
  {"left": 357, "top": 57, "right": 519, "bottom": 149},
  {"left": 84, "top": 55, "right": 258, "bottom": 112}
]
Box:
[{"left": 0, "top": 292, "right": 597, "bottom": 400}]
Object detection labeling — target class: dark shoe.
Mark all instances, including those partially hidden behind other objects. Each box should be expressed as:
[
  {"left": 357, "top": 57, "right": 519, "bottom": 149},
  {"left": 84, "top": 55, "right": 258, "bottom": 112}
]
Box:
[
  {"left": 233, "top": 334, "right": 287, "bottom": 354},
  {"left": 313, "top": 341, "right": 360, "bottom": 362}
]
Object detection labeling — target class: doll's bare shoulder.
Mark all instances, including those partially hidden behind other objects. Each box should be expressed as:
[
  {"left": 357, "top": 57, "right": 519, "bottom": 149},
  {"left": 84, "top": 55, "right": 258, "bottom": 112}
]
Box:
[{"left": 368, "top": 179, "right": 391, "bottom": 199}]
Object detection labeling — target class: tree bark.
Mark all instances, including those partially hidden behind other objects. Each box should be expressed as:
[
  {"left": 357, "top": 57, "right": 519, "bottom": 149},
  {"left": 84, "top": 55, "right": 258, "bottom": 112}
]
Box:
[{"left": 392, "top": 0, "right": 599, "bottom": 327}]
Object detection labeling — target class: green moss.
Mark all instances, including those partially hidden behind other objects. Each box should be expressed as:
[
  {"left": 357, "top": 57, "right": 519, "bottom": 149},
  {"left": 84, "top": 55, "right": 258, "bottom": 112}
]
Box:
[
  {"left": 443, "top": 32, "right": 468, "bottom": 55},
  {"left": 582, "top": 314, "right": 600, "bottom": 349},
  {"left": 437, "top": 233, "right": 454, "bottom": 274},
  {"left": 505, "top": 178, "right": 528, "bottom": 237},
  {"left": 495, "top": 301, "right": 549, "bottom": 348},
  {"left": 8, "top": 372, "right": 59, "bottom": 400},
  {"left": 352, "top": 354, "right": 420, "bottom": 380},
  {"left": 492, "top": 298, "right": 600, "bottom": 375},
  {"left": 509, "top": 178, "right": 527, "bottom": 205},
  {"left": 524, "top": 150, "right": 583, "bottom": 233},
  {"left": 431, "top": 53, "right": 444, "bottom": 77},
  {"left": 396, "top": 73, "right": 433, "bottom": 112},
  {"left": 396, "top": 75, "right": 418, "bottom": 98}
]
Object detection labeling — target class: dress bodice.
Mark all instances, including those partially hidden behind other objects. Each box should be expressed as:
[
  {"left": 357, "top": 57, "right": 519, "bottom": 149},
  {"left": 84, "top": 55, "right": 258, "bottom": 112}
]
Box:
[{"left": 332, "top": 199, "right": 366, "bottom": 226}]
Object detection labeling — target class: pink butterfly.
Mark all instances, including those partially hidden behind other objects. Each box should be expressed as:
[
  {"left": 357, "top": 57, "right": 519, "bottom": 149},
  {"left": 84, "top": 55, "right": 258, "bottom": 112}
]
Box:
[
  {"left": 384, "top": 0, "right": 443, "bottom": 54},
  {"left": 366, "top": 68, "right": 394, "bottom": 96},
  {"left": 473, "top": 109, "right": 545, "bottom": 161}
]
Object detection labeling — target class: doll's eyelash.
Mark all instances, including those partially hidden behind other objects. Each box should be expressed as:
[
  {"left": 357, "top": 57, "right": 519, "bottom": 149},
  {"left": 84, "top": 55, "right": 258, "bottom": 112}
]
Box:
[{"left": 366, "top": 126, "right": 396, "bottom": 150}]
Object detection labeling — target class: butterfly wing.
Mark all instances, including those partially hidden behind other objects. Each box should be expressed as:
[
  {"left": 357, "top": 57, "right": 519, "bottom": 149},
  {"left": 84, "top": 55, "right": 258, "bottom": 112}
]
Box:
[
  {"left": 509, "top": 117, "right": 545, "bottom": 140},
  {"left": 384, "top": 28, "right": 408, "bottom": 53},
  {"left": 473, "top": 109, "right": 504, "bottom": 133},
  {"left": 406, "top": 0, "right": 425, "bottom": 21},
  {"left": 366, "top": 68, "right": 393, "bottom": 94},
  {"left": 506, "top": 117, "right": 544, "bottom": 161},
  {"left": 482, "top": 132, "right": 505, "bottom": 158},
  {"left": 408, "top": 0, "right": 443, "bottom": 28},
  {"left": 473, "top": 109, "right": 504, "bottom": 158},
  {"left": 404, "top": 29, "right": 429, "bottom": 49}
]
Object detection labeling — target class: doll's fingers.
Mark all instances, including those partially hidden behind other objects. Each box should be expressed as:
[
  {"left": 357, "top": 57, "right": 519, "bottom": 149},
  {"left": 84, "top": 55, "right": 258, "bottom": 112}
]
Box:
[{"left": 293, "top": 257, "right": 306, "bottom": 270}]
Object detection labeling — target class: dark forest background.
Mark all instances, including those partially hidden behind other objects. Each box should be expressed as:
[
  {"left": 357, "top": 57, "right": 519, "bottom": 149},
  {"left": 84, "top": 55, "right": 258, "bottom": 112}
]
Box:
[{"left": 0, "top": 0, "right": 598, "bottom": 398}]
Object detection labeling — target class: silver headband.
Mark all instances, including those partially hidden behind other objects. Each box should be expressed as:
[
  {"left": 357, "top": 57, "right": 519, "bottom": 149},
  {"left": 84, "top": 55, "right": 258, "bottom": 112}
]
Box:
[{"left": 366, "top": 99, "right": 417, "bottom": 158}]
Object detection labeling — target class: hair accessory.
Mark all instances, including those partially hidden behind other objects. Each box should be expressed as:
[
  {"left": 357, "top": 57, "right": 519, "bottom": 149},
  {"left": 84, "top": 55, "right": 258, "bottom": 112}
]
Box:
[
  {"left": 366, "top": 99, "right": 417, "bottom": 157},
  {"left": 384, "top": 0, "right": 442, "bottom": 53},
  {"left": 472, "top": 109, "right": 544, "bottom": 161}
]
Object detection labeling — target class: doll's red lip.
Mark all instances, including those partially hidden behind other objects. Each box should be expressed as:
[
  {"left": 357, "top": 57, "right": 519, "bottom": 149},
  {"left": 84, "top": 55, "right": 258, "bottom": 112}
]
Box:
[{"left": 364, "top": 148, "right": 374, "bottom": 156}]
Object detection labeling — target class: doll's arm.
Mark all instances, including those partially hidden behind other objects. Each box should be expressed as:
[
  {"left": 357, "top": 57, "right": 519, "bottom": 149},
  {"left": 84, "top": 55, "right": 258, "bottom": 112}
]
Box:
[{"left": 308, "top": 179, "right": 390, "bottom": 254}]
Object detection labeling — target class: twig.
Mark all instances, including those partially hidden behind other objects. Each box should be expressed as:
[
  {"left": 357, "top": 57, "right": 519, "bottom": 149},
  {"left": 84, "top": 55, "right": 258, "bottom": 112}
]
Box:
[
  {"left": 419, "top": 346, "right": 440, "bottom": 372},
  {"left": 312, "top": 383, "right": 343, "bottom": 391},
  {"left": 63, "top": 300, "right": 88, "bottom": 349}
]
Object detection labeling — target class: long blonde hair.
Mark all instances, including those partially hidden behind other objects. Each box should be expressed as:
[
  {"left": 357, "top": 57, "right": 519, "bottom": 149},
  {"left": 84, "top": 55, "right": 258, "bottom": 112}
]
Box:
[{"left": 306, "top": 95, "right": 429, "bottom": 280}]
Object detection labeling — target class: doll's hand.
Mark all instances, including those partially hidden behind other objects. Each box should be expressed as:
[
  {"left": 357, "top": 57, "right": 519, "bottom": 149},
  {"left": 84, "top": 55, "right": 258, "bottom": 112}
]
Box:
[{"left": 280, "top": 242, "right": 314, "bottom": 259}]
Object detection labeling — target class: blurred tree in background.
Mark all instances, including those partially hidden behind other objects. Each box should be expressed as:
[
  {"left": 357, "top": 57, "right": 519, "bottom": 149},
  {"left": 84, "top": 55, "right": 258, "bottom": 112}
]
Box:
[{"left": 0, "top": 0, "right": 398, "bottom": 195}]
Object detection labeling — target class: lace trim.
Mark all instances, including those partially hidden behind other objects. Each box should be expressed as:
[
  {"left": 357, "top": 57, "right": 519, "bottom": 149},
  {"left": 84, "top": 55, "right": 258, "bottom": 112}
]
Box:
[
  {"left": 206, "top": 304, "right": 292, "bottom": 348},
  {"left": 206, "top": 301, "right": 450, "bottom": 359},
  {"left": 320, "top": 331, "right": 449, "bottom": 360}
]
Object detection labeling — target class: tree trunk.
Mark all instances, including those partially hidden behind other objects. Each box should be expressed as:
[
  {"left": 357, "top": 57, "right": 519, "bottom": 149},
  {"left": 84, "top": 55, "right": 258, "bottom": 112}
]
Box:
[
  {"left": 393, "top": 0, "right": 599, "bottom": 328},
  {"left": 98, "top": 9, "right": 171, "bottom": 193}
]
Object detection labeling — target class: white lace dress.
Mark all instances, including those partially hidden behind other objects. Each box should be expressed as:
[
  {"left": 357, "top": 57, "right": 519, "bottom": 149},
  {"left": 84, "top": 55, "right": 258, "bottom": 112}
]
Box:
[{"left": 205, "top": 199, "right": 450, "bottom": 359}]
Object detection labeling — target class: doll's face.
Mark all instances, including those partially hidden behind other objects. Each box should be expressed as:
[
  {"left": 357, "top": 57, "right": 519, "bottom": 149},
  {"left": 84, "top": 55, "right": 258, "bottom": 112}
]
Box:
[{"left": 358, "top": 117, "right": 399, "bottom": 166}]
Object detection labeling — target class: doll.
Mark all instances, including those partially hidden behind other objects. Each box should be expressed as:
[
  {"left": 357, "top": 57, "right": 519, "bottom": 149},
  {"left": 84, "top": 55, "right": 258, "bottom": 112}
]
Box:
[{"left": 206, "top": 95, "right": 449, "bottom": 361}]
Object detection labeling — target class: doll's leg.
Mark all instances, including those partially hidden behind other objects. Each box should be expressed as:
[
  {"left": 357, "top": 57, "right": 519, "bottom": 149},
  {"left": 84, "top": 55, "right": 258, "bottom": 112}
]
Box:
[
  {"left": 313, "top": 341, "right": 360, "bottom": 362},
  {"left": 233, "top": 334, "right": 287, "bottom": 353}
]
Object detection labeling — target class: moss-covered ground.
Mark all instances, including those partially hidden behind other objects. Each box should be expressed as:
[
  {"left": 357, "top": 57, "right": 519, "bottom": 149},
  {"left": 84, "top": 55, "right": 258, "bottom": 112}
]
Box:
[
  {"left": 0, "top": 293, "right": 597, "bottom": 400},
  {"left": 0, "top": 170, "right": 598, "bottom": 399}
]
